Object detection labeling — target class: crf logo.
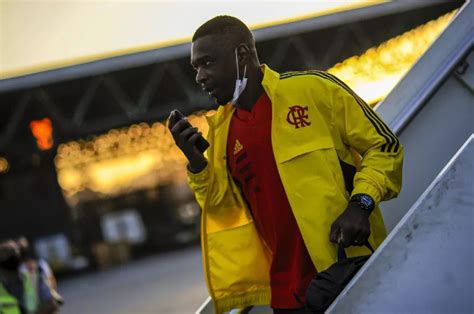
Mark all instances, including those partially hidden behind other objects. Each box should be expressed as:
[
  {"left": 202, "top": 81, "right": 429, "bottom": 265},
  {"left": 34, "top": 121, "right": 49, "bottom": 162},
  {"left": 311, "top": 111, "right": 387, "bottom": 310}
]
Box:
[{"left": 287, "top": 106, "right": 311, "bottom": 129}]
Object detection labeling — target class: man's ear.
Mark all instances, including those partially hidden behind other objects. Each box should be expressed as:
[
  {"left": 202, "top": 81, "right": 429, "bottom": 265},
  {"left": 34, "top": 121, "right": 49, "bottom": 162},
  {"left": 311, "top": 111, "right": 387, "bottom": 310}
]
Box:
[{"left": 236, "top": 44, "right": 250, "bottom": 65}]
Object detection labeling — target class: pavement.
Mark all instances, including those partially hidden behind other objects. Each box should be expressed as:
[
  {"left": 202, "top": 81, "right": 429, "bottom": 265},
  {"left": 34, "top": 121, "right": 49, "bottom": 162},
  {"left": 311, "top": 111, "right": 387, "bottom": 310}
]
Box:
[{"left": 57, "top": 244, "right": 208, "bottom": 314}]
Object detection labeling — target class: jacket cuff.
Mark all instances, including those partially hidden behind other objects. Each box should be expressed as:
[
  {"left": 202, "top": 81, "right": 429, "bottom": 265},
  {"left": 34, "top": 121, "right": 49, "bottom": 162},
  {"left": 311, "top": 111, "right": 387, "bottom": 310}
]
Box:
[
  {"left": 351, "top": 182, "right": 381, "bottom": 206},
  {"left": 187, "top": 163, "right": 209, "bottom": 183}
]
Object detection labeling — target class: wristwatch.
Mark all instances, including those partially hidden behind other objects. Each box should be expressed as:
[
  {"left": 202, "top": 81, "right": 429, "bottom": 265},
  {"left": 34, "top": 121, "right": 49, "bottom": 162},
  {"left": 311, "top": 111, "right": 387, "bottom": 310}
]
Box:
[{"left": 350, "top": 193, "right": 375, "bottom": 214}]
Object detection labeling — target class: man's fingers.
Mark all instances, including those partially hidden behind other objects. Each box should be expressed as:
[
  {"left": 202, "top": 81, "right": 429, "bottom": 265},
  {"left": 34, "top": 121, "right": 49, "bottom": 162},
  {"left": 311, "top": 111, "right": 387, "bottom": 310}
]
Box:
[
  {"left": 329, "top": 232, "right": 339, "bottom": 244},
  {"left": 170, "top": 118, "right": 190, "bottom": 135},
  {"left": 188, "top": 132, "right": 202, "bottom": 147},
  {"left": 357, "top": 229, "right": 371, "bottom": 246},
  {"left": 167, "top": 111, "right": 180, "bottom": 129},
  {"left": 340, "top": 232, "right": 349, "bottom": 248},
  {"left": 180, "top": 127, "right": 198, "bottom": 141},
  {"left": 329, "top": 224, "right": 340, "bottom": 243},
  {"left": 340, "top": 227, "right": 355, "bottom": 248},
  {"left": 343, "top": 227, "right": 370, "bottom": 247},
  {"left": 353, "top": 230, "right": 366, "bottom": 246},
  {"left": 331, "top": 226, "right": 363, "bottom": 247}
]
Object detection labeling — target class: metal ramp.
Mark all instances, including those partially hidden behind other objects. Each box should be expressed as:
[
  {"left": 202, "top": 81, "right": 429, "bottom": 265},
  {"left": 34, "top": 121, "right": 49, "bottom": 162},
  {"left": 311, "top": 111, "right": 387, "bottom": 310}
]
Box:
[
  {"left": 328, "top": 134, "right": 474, "bottom": 313},
  {"left": 375, "top": 0, "right": 473, "bottom": 231},
  {"left": 329, "top": 1, "right": 474, "bottom": 312}
]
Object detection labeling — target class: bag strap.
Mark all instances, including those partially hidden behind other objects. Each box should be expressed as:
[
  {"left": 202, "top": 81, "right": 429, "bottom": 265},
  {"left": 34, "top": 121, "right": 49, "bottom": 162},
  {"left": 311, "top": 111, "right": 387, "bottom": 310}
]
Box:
[{"left": 337, "top": 241, "right": 374, "bottom": 261}]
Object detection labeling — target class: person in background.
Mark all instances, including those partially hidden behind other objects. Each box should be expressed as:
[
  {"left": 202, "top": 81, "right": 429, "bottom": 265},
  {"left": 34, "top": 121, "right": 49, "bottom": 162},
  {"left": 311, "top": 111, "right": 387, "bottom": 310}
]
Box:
[
  {"left": 16, "top": 237, "right": 62, "bottom": 314},
  {"left": 0, "top": 239, "right": 22, "bottom": 314}
]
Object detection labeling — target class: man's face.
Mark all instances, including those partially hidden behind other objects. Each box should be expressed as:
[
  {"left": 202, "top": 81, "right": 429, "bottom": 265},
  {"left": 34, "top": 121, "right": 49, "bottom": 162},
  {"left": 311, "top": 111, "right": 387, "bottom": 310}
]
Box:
[
  {"left": 191, "top": 35, "right": 236, "bottom": 106},
  {"left": 0, "top": 240, "right": 20, "bottom": 271}
]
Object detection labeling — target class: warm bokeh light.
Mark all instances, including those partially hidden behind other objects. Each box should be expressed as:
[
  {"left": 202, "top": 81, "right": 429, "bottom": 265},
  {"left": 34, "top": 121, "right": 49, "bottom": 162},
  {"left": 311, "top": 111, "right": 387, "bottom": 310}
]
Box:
[
  {"left": 56, "top": 11, "right": 455, "bottom": 202},
  {"left": 55, "top": 114, "right": 212, "bottom": 203},
  {"left": 29, "top": 118, "right": 54, "bottom": 150},
  {"left": 328, "top": 10, "right": 455, "bottom": 103},
  {"left": 0, "top": 157, "right": 9, "bottom": 173}
]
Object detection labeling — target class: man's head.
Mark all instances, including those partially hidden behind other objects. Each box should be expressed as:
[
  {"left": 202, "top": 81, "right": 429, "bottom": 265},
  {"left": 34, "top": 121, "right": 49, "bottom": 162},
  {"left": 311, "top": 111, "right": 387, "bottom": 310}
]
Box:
[
  {"left": 16, "top": 236, "right": 33, "bottom": 261},
  {"left": 0, "top": 239, "right": 20, "bottom": 271},
  {"left": 191, "top": 16, "right": 259, "bottom": 105}
]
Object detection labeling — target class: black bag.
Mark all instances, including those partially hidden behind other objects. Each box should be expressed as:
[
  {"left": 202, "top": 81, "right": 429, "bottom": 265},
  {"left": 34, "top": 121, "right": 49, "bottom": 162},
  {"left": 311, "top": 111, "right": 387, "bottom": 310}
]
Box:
[{"left": 305, "top": 243, "right": 374, "bottom": 313}]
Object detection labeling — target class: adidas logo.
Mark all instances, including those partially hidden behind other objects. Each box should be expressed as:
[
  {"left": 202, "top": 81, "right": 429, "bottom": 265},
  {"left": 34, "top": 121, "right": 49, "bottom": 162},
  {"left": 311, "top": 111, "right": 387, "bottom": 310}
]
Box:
[{"left": 233, "top": 139, "right": 243, "bottom": 155}]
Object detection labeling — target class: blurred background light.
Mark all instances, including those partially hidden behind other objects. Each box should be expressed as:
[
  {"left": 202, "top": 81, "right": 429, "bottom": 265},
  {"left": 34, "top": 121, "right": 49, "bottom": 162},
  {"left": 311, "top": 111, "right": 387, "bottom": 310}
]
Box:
[
  {"left": 29, "top": 118, "right": 54, "bottom": 151},
  {"left": 55, "top": 114, "right": 211, "bottom": 204},
  {"left": 0, "top": 157, "right": 9, "bottom": 173},
  {"left": 328, "top": 10, "right": 455, "bottom": 103}
]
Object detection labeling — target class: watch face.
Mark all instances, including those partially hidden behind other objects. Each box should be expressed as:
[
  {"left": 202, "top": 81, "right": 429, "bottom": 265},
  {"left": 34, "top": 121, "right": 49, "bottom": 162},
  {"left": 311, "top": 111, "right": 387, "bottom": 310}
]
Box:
[
  {"left": 352, "top": 194, "right": 374, "bottom": 212},
  {"left": 360, "top": 195, "right": 373, "bottom": 207},
  {"left": 351, "top": 194, "right": 375, "bottom": 212}
]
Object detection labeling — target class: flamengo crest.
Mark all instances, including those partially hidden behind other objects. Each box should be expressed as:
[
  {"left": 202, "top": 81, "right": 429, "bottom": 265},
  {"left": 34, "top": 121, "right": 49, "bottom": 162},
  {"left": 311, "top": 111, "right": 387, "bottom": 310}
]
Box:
[{"left": 287, "top": 106, "right": 311, "bottom": 129}]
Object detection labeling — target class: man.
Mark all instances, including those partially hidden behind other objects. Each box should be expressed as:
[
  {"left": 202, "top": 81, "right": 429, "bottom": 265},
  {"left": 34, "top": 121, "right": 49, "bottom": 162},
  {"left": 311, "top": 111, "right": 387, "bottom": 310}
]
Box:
[{"left": 170, "top": 16, "right": 403, "bottom": 314}]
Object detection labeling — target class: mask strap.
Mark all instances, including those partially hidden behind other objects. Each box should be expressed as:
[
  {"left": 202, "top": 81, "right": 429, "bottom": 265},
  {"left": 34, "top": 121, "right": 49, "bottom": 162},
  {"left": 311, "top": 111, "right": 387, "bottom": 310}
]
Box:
[
  {"left": 235, "top": 48, "right": 247, "bottom": 81},
  {"left": 235, "top": 48, "right": 240, "bottom": 80}
]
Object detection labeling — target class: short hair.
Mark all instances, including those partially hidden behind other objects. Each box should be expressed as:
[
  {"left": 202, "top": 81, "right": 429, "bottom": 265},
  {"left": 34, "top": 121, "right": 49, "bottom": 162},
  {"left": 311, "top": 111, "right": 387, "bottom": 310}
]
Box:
[{"left": 192, "top": 15, "right": 255, "bottom": 48}]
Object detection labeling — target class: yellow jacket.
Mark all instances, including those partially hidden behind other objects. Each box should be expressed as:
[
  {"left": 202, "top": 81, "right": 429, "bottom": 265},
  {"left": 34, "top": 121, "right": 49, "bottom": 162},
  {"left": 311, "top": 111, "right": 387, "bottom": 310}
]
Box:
[{"left": 188, "top": 65, "right": 403, "bottom": 313}]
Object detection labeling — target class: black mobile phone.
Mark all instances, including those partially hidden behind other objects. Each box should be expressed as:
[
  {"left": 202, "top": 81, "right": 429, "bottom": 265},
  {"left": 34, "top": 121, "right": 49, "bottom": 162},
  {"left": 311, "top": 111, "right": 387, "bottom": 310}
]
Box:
[{"left": 169, "top": 109, "right": 210, "bottom": 153}]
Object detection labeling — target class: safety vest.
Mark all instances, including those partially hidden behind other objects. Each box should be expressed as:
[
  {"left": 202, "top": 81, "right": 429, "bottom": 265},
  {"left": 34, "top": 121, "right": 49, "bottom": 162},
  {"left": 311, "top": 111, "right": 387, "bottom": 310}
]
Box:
[{"left": 0, "top": 282, "right": 20, "bottom": 314}]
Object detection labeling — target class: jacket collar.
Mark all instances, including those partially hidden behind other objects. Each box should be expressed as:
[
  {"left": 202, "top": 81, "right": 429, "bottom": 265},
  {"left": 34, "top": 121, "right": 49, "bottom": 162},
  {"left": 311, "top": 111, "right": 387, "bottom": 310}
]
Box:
[
  {"left": 206, "top": 64, "right": 280, "bottom": 127},
  {"left": 261, "top": 64, "right": 280, "bottom": 101}
]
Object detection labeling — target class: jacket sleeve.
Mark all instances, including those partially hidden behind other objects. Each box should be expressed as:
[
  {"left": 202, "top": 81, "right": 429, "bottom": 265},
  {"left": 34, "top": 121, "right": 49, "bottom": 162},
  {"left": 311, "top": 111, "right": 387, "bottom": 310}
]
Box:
[
  {"left": 325, "top": 73, "right": 403, "bottom": 205},
  {"left": 187, "top": 163, "right": 210, "bottom": 210}
]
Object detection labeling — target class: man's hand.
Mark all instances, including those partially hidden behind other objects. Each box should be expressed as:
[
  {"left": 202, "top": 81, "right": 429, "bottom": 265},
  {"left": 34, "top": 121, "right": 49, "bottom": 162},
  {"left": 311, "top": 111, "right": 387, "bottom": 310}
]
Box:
[
  {"left": 169, "top": 117, "right": 207, "bottom": 173},
  {"left": 330, "top": 202, "right": 371, "bottom": 247}
]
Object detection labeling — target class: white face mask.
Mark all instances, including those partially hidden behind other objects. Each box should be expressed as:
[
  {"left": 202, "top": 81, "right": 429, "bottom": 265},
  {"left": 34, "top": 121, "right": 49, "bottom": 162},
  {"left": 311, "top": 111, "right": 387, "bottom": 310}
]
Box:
[{"left": 230, "top": 48, "right": 247, "bottom": 105}]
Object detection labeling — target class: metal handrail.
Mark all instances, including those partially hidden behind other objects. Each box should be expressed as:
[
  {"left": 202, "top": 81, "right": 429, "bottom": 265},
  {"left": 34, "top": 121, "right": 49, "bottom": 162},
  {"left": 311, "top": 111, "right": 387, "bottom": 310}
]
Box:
[{"left": 376, "top": 0, "right": 473, "bottom": 135}]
